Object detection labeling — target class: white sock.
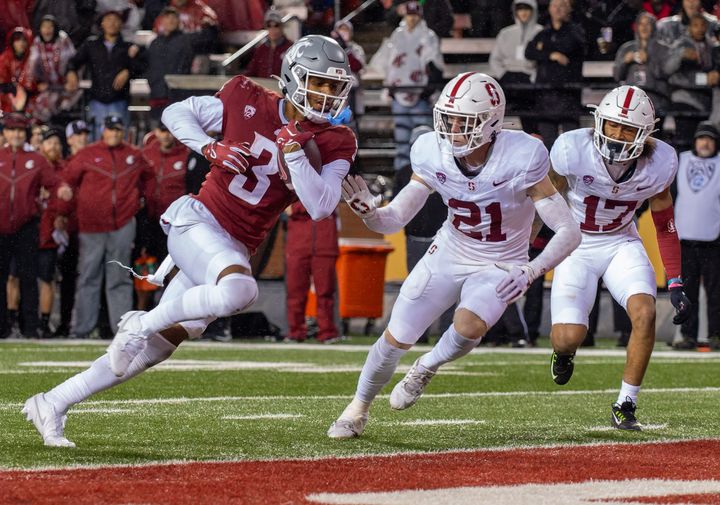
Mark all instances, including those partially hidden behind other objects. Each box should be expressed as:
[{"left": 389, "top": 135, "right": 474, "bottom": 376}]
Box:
[
  {"left": 617, "top": 380, "right": 641, "bottom": 406},
  {"left": 45, "top": 334, "right": 177, "bottom": 413},
  {"left": 418, "top": 324, "right": 478, "bottom": 372},
  {"left": 139, "top": 273, "right": 257, "bottom": 336},
  {"left": 354, "top": 334, "right": 407, "bottom": 405}
]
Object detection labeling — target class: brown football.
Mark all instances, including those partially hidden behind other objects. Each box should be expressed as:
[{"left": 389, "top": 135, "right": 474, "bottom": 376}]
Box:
[{"left": 278, "top": 138, "right": 323, "bottom": 191}]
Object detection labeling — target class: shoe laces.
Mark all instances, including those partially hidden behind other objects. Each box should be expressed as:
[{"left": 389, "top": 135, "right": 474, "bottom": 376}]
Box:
[
  {"left": 615, "top": 400, "right": 637, "bottom": 422},
  {"left": 554, "top": 352, "right": 574, "bottom": 368},
  {"left": 402, "top": 364, "right": 435, "bottom": 396}
]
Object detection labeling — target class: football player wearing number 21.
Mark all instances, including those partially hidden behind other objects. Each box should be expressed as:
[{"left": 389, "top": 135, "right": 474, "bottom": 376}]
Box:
[
  {"left": 548, "top": 85, "right": 691, "bottom": 431},
  {"left": 328, "top": 72, "right": 582, "bottom": 439},
  {"left": 22, "top": 35, "right": 358, "bottom": 447}
]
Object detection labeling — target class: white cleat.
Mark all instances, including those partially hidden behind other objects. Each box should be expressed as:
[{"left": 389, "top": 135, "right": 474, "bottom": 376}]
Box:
[
  {"left": 107, "top": 311, "right": 148, "bottom": 377},
  {"left": 22, "top": 393, "right": 76, "bottom": 448},
  {"left": 327, "top": 413, "right": 368, "bottom": 440},
  {"left": 390, "top": 358, "right": 436, "bottom": 410}
]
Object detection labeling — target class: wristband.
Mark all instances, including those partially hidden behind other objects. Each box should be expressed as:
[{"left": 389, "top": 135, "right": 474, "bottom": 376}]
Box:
[{"left": 667, "top": 277, "right": 683, "bottom": 289}]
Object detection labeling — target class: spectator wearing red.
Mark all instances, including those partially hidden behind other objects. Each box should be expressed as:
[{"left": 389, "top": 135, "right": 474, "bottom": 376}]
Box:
[
  {"left": 0, "top": 113, "right": 64, "bottom": 338},
  {"left": 0, "top": 0, "right": 33, "bottom": 52},
  {"left": 136, "top": 122, "right": 189, "bottom": 310},
  {"left": 37, "top": 127, "right": 68, "bottom": 338},
  {"left": 27, "top": 15, "right": 79, "bottom": 122},
  {"left": 244, "top": 9, "right": 293, "bottom": 79},
  {"left": 205, "top": 0, "right": 265, "bottom": 31},
  {"left": 0, "top": 27, "right": 35, "bottom": 113},
  {"left": 51, "top": 120, "right": 89, "bottom": 337},
  {"left": 285, "top": 202, "right": 340, "bottom": 343},
  {"left": 63, "top": 115, "right": 155, "bottom": 338},
  {"left": 154, "top": 0, "right": 219, "bottom": 34},
  {"left": 643, "top": 0, "right": 677, "bottom": 20}
]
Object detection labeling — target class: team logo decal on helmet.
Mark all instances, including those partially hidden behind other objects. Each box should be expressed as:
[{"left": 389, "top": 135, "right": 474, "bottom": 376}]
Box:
[
  {"left": 433, "top": 72, "right": 506, "bottom": 157},
  {"left": 590, "top": 85, "right": 657, "bottom": 163},
  {"left": 279, "top": 35, "right": 354, "bottom": 124}
]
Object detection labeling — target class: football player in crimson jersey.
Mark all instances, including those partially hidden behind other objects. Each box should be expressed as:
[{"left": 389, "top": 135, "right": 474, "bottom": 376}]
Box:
[
  {"left": 327, "top": 73, "right": 581, "bottom": 440},
  {"left": 548, "top": 85, "right": 691, "bottom": 431},
  {"left": 22, "top": 35, "right": 358, "bottom": 448}
]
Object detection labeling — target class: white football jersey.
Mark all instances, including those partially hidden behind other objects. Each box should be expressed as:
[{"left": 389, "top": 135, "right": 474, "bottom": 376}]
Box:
[
  {"left": 551, "top": 128, "right": 677, "bottom": 234},
  {"left": 411, "top": 130, "right": 549, "bottom": 264}
]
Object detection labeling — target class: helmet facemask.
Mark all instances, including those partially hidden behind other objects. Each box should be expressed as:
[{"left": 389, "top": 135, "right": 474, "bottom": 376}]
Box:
[
  {"left": 434, "top": 107, "right": 495, "bottom": 157},
  {"left": 592, "top": 110, "right": 655, "bottom": 163},
  {"left": 288, "top": 65, "right": 353, "bottom": 124}
]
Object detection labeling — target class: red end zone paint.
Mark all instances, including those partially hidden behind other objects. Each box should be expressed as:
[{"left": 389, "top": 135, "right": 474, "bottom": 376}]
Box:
[{"left": 1, "top": 440, "right": 719, "bottom": 505}]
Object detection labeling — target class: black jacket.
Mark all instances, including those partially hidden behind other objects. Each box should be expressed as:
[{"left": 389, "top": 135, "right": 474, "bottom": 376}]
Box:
[
  {"left": 525, "top": 22, "right": 586, "bottom": 85},
  {"left": 146, "top": 27, "right": 217, "bottom": 99},
  {"left": 67, "top": 34, "right": 143, "bottom": 103}
]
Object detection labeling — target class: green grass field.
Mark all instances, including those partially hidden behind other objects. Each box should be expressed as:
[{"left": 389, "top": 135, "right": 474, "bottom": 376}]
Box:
[{"left": 2, "top": 338, "right": 720, "bottom": 470}]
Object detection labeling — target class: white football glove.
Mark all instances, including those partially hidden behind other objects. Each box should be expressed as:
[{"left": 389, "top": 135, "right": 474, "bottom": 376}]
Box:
[
  {"left": 495, "top": 263, "right": 536, "bottom": 303},
  {"left": 342, "top": 175, "right": 382, "bottom": 219}
]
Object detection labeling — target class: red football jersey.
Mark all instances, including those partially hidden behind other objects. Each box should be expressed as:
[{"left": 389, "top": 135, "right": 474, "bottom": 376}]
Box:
[{"left": 195, "top": 75, "right": 357, "bottom": 253}]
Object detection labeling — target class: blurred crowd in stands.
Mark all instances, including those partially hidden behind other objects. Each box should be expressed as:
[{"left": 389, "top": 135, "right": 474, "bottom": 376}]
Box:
[{"left": 0, "top": 0, "right": 718, "bottom": 350}]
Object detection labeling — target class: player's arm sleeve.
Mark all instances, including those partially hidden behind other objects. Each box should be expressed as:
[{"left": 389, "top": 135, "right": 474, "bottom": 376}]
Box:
[
  {"left": 284, "top": 151, "right": 350, "bottom": 221},
  {"left": 161, "top": 96, "right": 224, "bottom": 154},
  {"left": 527, "top": 186, "right": 581, "bottom": 279},
  {"left": 650, "top": 152, "right": 681, "bottom": 280},
  {"left": 363, "top": 179, "right": 431, "bottom": 235}
]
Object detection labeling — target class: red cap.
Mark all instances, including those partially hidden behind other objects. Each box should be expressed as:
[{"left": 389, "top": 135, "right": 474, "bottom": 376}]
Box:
[{"left": 2, "top": 113, "right": 30, "bottom": 130}]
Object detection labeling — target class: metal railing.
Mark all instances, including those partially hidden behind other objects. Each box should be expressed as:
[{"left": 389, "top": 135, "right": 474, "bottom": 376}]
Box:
[{"left": 222, "top": 0, "right": 379, "bottom": 70}]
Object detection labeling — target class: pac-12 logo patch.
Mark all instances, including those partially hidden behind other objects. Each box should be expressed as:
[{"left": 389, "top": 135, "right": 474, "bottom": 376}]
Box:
[
  {"left": 436, "top": 172, "right": 446, "bottom": 183},
  {"left": 583, "top": 175, "right": 594, "bottom": 185},
  {"left": 244, "top": 105, "right": 256, "bottom": 119}
]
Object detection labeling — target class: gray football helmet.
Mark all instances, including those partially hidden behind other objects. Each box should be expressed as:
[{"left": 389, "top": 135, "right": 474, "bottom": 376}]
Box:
[{"left": 279, "top": 35, "right": 353, "bottom": 124}]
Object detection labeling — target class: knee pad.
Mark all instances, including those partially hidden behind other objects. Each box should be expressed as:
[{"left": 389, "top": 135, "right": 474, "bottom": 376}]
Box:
[{"left": 211, "top": 273, "right": 258, "bottom": 317}]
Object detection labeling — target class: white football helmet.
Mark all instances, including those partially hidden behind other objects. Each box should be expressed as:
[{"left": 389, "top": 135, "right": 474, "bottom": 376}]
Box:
[
  {"left": 591, "top": 85, "right": 657, "bottom": 163},
  {"left": 433, "top": 72, "right": 505, "bottom": 157}
]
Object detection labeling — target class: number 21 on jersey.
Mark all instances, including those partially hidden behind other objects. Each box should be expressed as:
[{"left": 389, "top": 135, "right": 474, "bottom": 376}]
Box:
[{"left": 448, "top": 199, "right": 507, "bottom": 241}]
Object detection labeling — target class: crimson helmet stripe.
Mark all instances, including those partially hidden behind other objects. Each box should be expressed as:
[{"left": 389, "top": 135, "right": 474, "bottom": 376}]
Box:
[
  {"left": 447, "top": 72, "right": 477, "bottom": 104},
  {"left": 618, "top": 87, "right": 635, "bottom": 118}
]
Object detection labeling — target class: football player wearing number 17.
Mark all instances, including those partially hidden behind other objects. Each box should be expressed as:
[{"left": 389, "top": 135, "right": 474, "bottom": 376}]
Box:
[
  {"left": 327, "top": 72, "right": 582, "bottom": 439},
  {"left": 22, "top": 35, "right": 358, "bottom": 447},
  {"left": 548, "top": 85, "right": 691, "bottom": 431}
]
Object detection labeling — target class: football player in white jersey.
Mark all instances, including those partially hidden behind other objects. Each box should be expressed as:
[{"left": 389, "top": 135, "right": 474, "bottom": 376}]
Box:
[
  {"left": 327, "top": 72, "right": 582, "bottom": 439},
  {"left": 548, "top": 85, "right": 691, "bottom": 431}
]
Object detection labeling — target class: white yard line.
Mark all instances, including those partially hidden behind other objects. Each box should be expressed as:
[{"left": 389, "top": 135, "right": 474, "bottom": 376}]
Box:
[
  {"left": 379, "top": 419, "right": 487, "bottom": 427},
  {"left": 1, "top": 338, "right": 718, "bottom": 359},
  {"left": 587, "top": 423, "right": 668, "bottom": 432},
  {"left": 2, "top": 387, "right": 719, "bottom": 410},
  {"left": 221, "top": 413, "right": 304, "bottom": 420},
  {"left": 69, "top": 408, "right": 135, "bottom": 414}
]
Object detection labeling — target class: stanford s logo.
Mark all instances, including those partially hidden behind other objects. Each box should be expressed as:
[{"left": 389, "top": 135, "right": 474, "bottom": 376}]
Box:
[{"left": 485, "top": 83, "right": 500, "bottom": 107}]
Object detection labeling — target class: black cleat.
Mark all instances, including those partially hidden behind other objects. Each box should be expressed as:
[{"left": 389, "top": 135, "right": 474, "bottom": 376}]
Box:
[
  {"left": 551, "top": 351, "right": 575, "bottom": 385},
  {"left": 611, "top": 400, "right": 642, "bottom": 431}
]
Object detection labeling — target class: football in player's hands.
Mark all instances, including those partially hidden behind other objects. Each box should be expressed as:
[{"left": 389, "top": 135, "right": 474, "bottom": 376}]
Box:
[
  {"left": 277, "top": 128, "right": 322, "bottom": 191},
  {"left": 201, "top": 140, "right": 251, "bottom": 174}
]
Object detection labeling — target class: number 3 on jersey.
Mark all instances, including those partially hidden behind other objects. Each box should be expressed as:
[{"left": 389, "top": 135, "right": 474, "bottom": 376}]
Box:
[
  {"left": 448, "top": 199, "right": 506, "bottom": 241},
  {"left": 228, "top": 133, "right": 279, "bottom": 205}
]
